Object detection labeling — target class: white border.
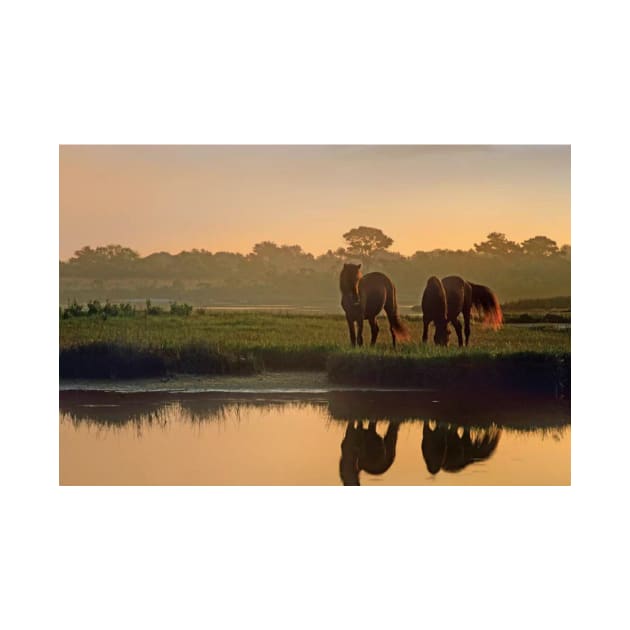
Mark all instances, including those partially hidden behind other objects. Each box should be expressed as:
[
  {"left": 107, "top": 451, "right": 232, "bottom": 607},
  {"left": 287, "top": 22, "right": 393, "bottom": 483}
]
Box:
[{"left": 4, "top": 1, "right": 628, "bottom": 628}]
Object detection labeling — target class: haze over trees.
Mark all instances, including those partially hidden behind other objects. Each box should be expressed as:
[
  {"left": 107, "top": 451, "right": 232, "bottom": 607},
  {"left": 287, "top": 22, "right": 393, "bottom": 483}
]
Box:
[{"left": 60, "top": 229, "right": 571, "bottom": 307}]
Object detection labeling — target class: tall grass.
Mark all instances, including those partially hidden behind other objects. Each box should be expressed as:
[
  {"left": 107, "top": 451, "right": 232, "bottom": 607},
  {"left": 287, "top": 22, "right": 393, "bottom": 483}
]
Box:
[
  {"left": 326, "top": 349, "right": 570, "bottom": 396},
  {"left": 60, "top": 311, "right": 570, "bottom": 388}
]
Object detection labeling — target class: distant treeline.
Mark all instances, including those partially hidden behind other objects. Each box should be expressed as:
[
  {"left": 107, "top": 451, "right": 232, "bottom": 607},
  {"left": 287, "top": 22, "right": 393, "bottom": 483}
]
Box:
[{"left": 60, "top": 230, "right": 570, "bottom": 306}]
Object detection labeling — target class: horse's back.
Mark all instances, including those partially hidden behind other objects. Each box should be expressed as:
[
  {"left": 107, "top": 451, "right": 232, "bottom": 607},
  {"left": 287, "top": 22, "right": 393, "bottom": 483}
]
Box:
[
  {"left": 360, "top": 271, "right": 393, "bottom": 290},
  {"left": 359, "top": 272, "right": 390, "bottom": 315},
  {"left": 442, "top": 275, "right": 471, "bottom": 316},
  {"left": 441, "top": 275, "right": 467, "bottom": 294}
]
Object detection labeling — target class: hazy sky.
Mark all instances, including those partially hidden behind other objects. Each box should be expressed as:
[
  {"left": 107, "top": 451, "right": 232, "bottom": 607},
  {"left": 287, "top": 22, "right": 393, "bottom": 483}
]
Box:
[{"left": 59, "top": 145, "right": 570, "bottom": 260}]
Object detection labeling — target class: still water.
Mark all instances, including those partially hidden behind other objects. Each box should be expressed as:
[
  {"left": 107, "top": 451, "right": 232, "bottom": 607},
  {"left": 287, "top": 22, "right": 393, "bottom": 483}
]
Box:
[{"left": 60, "top": 387, "right": 570, "bottom": 485}]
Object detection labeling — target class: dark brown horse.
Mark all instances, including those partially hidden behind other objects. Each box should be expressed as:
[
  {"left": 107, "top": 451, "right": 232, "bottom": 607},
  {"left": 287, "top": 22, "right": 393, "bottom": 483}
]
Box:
[
  {"left": 421, "top": 422, "right": 502, "bottom": 475},
  {"left": 339, "top": 420, "right": 400, "bottom": 485},
  {"left": 421, "top": 276, "right": 450, "bottom": 346},
  {"left": 441, "top": 275, "right": 503, "bottom": 347},
  {"left": 339, "top": 263, "right": 410, "bottom": 347}
]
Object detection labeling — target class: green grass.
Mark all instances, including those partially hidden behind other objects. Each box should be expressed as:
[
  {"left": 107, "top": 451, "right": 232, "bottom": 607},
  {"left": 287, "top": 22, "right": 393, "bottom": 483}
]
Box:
[
  {"left": 59, "top": 311, "right": 570, "bottom": 391},
  {"left": 60, "top": 310, "right": 570, "bottom": 351}
]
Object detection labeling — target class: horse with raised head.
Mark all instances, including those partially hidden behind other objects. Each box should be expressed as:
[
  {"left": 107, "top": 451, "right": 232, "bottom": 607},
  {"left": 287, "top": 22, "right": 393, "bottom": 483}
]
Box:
[
  {"left": 421, "top": 276, "right": 450, "bottom": 346},
  {"left": 441, "top": 276, "right": 503, "bottom": 347},
  {"left": 339, "top": 263, "right": 410, "bottom": 348}
]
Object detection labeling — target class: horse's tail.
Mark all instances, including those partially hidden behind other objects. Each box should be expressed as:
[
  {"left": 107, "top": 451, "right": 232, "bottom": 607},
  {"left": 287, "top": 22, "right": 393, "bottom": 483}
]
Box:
[
  {"left": 385, "top": 283, "right": 412, "bottom": 342},
  {"left": 469, "top": 282, "right": 503, "bottom": 330}
]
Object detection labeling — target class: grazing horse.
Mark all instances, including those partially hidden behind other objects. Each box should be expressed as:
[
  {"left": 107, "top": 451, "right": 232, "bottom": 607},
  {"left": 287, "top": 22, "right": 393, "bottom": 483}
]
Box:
[
  {"left": 421, "top": 276, "right": 450, "bottom": 346},
  {"left": 421, "top": 422, "right": 502, "bottom": 475},
  {"left": 339, "top": 421, "right": 400, "bottom": 486},
  {"left": 339, "top": 263, "right": 410, "bottom": 347},
  {"left": 441, "top": 275, "right": 503, "bottom": 347}
]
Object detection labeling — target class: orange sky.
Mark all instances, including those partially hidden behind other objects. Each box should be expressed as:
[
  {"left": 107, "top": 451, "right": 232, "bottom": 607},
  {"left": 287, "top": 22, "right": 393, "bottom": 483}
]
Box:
[{"left": 59, "top": 145, "right": 570, "bottom": 260}]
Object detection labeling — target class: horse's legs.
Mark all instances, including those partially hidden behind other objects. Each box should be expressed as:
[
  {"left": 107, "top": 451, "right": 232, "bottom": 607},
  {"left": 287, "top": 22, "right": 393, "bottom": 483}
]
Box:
[
  {"left": 422, "top": 320, "right": 429, "bottom": 343},
  {"left": 346, "top": 317, "right": 357, "bottom": 346},
  {"left": 357, "top": 318, "right": 364, "bottom": 347},
  {"left": 463, "top": 308, "right": 471, "bottom": 346},
  {"left": 452, "top": 317, "right": 464, "bottom": 347},
  {"left": 369, "top": 317, "right": 379, "bottom": 346}
]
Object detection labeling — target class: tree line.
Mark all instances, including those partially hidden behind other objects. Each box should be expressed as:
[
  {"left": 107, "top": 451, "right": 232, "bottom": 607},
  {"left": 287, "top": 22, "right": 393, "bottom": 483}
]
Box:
[{"left": 60, "top": 228, "right": 570, "bottom": 305}]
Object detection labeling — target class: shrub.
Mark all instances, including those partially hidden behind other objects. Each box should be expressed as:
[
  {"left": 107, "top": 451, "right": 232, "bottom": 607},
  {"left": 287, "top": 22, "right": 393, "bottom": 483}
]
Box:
[
  {"left": 118, "top": 302, "right": 135, "bottom": 317},
  {"left": 170, "top": 301, "right": 193, "bottom": 316},
  {"left": 103, "top": 300, "right": 120, "bottom": 317},
  {"left": 63, "top": 300, "right": 84, "bottom": 318},
  {"left": 87, "top": 300, "right": 102, "bottom": 316},
  {"left": 145, "top": 299, "right": 164, "bottom": 315}
]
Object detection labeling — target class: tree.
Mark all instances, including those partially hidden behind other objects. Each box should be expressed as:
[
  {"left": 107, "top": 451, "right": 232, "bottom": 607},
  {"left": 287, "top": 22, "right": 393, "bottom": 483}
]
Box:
[
  {"left": 342, "top": 226, "right": 394, "bottom": 258},
  {"left": 521, "top": 236, "right": 559, "bottom": 257},
  {"left": 559, "top": 244, "right": 571, "bottom": 259},
  {"left": 68, "top": 244, "right": 140, "bottom": 264},
  {"left": 251, "top": 241, "right": 280, "bottom": 262},
  {"left": 474, "top": 232, "right": 522, "bottom": 256},
  {"left": 251, "top": 241, "right": 312, "bottom": 268}
]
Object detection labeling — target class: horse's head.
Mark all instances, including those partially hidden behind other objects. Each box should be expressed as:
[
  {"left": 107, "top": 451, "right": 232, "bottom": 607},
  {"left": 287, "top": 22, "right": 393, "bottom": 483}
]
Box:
[
  {"left": 339, "top": 263, "right": 362, "bottom": 305},
  {"left": 441, "top": 426, "right": 502, "bottom": 472},
  {"left": 339, "top": 421, "right": 361, "bottom": 485},
  {"left": 422, "top": 422, "right": 449, "bottom": 475},
  {"left": 434, "top": 320, "right": 450, "bottom": 346}
]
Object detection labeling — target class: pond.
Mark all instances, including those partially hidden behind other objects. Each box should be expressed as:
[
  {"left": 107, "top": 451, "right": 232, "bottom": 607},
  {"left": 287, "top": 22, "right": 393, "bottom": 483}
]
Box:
[{"left": 59, "top": 383, "right": 570, "bottom": 485}]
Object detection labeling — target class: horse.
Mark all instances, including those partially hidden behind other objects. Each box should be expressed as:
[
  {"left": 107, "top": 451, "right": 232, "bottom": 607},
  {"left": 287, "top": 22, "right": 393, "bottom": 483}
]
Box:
[
  {"left": 421, "top": 422, "right": 502, "bottom": 475},
  {"left": 339, "top": 263, "right": 410, "bottom": 347},
  {"left": 339, "top": 420, "right": 400, "bottom": 485},
  {"left": 441, "top": 275, "right": 503, "bottom": 347},
  {"left": 421, "top": 276, "right": 450, "bottom": 346}
]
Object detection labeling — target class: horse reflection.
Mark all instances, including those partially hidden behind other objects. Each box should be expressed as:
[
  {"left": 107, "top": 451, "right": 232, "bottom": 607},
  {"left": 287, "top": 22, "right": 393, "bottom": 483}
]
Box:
[
  {"left": 421, "top": 422, "right": 501, "bottom": 475},
  {"left": 339, "top": 421, "right": 400, "bottom": 485}
]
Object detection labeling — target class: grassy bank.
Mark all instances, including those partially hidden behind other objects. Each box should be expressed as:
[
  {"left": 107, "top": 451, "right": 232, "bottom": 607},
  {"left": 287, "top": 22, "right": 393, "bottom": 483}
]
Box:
[
  {"left": 326, "top": 350, "right": 570, "bottom": 397},
  {"left": 60, "top": 311, "right": 570, "bottom": 392}
]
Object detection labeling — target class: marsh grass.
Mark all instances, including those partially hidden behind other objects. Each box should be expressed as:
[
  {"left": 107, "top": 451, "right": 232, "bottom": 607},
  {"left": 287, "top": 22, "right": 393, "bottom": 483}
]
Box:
[
  {"left": 60, "top": 311, "right": 570, "bottom": 389},
  {"left": 326, "top": 349, "right": 570, "bottom": 396}
]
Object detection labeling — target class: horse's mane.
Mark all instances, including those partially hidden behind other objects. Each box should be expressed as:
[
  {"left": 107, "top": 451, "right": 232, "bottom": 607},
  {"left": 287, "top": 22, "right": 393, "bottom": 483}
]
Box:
[{"left": 339, "top": 264, "right": 362, "bottom": 294}]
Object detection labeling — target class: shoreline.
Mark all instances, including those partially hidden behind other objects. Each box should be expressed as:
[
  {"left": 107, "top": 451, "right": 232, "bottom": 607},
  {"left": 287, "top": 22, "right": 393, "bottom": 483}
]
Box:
[
  {"left": 59, "top": 382, "right": 571, "bottom": 429},
  {"left": 59, "top": 363, "right": 570, "bottom": 401},
  {"left": 60, "top": 312, "right": 569, "bottom": 395},
  {"left": 60, "top": 371, "right": 338, "bottom": 394}
]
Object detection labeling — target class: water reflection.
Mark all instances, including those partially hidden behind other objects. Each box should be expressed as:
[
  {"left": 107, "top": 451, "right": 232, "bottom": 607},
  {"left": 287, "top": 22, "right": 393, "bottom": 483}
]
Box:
[
  {"left": 339, "top": 421, "right": 399, "bottom": 485},
  {"left": 338, "top": 419, "right": 503, "bottom": 484},
  {"left": 60, "top": 390, "right": 570, "bottom": 485},
  {"left": 421, "top": 423, "right": 501, "bottom": 475},
  {"left": 60, "top": 390, "right": 323, "bottom": 427}
]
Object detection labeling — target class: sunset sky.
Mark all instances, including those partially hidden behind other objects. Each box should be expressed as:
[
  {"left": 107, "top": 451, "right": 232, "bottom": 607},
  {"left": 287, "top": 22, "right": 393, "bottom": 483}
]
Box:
[{"left": 59, "top": 145, "right": 570, "bottom": 260}]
